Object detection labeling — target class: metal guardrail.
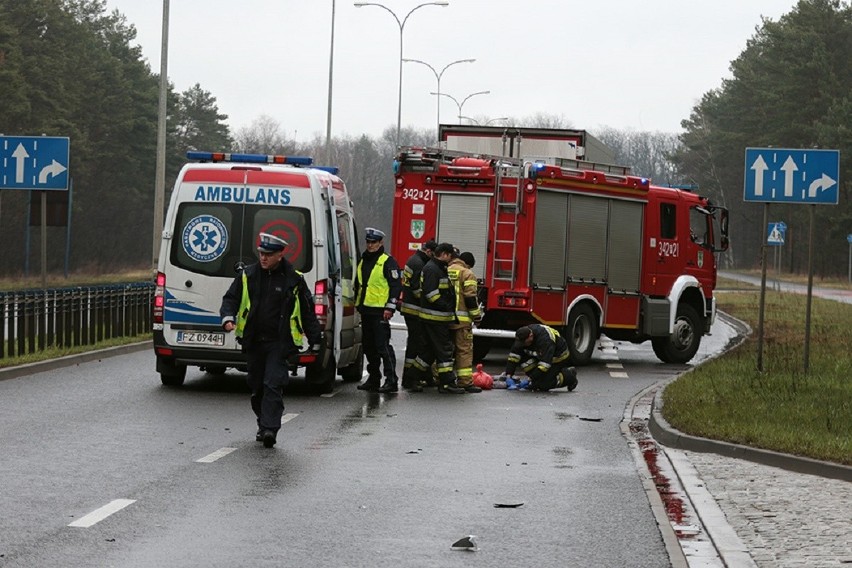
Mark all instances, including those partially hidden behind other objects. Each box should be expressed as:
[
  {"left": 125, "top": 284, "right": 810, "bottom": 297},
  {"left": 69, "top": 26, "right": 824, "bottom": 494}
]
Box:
[{"left": 0, "top": 282, "right": 154, "bottom": 359}]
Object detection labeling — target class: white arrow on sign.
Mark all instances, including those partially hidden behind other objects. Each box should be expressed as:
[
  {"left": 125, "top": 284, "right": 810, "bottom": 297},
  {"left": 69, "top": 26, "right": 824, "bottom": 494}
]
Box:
[
  {"left": 38, "top": 159, "right": 66, "bottom": 183},
  {"left": 808, "top": 172, "right": 836, "bottom": 197},
  {"left": 781, "top": 156, "right": 798, "bottom": 197},
  {"left": 750, "top": 155, "right": 768, "bottom": 196},
  {"left": 12, "top": 143, "right": 29, "bottom": 183}
]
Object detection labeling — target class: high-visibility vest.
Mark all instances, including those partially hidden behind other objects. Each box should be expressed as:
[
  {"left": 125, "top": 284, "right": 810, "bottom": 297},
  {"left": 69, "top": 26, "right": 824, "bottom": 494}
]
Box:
[
  {"left": 235, "top": 269, "right": 305, "bottom": 347},
  {"left": 356, "top": 254, "right": 390, "bottom": 308}
]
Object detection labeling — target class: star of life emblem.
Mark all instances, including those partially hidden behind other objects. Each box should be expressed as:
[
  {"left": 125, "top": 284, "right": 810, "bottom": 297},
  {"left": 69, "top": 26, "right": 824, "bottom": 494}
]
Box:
[{"left": 182, "top": 215, "right": 228, "bottom": 262}]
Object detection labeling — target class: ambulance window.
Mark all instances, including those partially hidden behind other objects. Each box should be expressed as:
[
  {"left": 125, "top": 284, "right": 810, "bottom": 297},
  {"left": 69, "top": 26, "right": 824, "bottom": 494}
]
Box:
[
  {"left": 170, "top": 203, "right": 239, "bottom": 277},
  {"left": 337, "top": 212, "right": 355, "bottom": 280},
  {"left": 660, "top": 203, "right": 676, "bottom": 239},
  {"left": 249, "top": 206, "right": 313, "bottom": 273}
]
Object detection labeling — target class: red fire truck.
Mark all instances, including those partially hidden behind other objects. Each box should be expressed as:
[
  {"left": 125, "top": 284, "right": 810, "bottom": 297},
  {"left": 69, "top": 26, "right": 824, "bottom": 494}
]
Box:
[{"left": 390, "top": 127, "right": 729, "bottom": 365}]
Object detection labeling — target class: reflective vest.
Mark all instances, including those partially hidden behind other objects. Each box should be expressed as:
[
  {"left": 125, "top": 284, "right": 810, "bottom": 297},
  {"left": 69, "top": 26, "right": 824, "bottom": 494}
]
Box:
[
  {"left": 235, "top": 269, "right": 305, "bottom": 347},
  {"left": 356, "top": 254, "right": 390, "bottom": 309}
]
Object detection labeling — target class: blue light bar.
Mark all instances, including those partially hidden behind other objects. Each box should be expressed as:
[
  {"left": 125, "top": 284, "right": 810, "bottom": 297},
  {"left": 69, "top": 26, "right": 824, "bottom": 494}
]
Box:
[
  {"left": 187, "top": 151, "right": 313, "bottom": 166},
  {"left": 312, "top": 166, "right": 340, "bottom": 175}
]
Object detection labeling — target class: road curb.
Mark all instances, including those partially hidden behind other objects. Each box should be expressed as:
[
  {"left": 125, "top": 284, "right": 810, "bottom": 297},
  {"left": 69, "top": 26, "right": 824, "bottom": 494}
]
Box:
[
  {"left": 650, "top": 389, "right": 852, "bottom": 483},
  {"left": 0, "top": 341, "right": 152, "bottom": 382}
]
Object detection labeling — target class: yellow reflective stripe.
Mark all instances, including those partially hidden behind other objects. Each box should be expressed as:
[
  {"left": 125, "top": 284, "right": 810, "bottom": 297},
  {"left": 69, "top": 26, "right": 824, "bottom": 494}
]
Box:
[{"left": 235, "top": 272, "right": 250, "bottom": 338}]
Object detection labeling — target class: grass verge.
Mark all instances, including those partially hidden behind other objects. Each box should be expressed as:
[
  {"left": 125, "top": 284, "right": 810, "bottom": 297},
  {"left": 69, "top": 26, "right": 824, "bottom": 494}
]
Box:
[
  {"left": 662, "top": 290, "right": 852, "bottom": 465},
  {"left": 0, "top": 334, "right": 151, "bottom": 369}
]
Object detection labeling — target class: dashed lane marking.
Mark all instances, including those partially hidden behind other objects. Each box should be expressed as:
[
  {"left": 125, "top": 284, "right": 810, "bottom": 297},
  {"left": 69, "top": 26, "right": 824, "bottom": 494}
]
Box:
[
  {"left": 609, "top": 371, "right": 630, "bottom": 378},
  {"left": 196, "top": 447, "right": 238, "bottom": 463},
  {"left": 606, "top": 363, "right": 623, "bottom": 369},
  {"left": 68, "top": 499, "right": 136, "bottom": 528},
  {"left": 281, "top": 413, "right": 299, "bottom": 425}
]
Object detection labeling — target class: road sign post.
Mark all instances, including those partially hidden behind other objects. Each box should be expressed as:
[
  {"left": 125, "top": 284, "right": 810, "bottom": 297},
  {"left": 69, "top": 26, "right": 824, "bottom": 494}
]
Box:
[
  {"left": 745, "top": 147, "right": 841, "bottom": 374},
  {"left": 848, "top": 234, "right": 852, "bottom": 283}
]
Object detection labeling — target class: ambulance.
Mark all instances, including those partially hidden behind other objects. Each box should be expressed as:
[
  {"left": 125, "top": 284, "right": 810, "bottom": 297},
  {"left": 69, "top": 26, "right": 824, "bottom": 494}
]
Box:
[{"left": 153, "top": 151, "right": 363, "bottom": 393}]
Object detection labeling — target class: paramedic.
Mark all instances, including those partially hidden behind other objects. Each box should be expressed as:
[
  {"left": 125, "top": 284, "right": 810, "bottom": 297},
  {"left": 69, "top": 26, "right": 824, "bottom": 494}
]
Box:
[
  {"left": 220, "top": 232, "right": 322, "bottom": 448},
  {"left": 399, "top": 239, "right": 437, "bottom": 392},
  {"left": 354, "top": 228, "right": 403, "bottom": 393},
  {"left": 500, "top": 324, "right": 579, "bottom": 391}
]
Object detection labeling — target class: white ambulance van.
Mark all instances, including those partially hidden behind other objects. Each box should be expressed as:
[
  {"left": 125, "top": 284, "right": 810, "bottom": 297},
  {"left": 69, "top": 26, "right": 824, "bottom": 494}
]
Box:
[{"left": 153, "top": 151, "right": 363, "bottom": 393}]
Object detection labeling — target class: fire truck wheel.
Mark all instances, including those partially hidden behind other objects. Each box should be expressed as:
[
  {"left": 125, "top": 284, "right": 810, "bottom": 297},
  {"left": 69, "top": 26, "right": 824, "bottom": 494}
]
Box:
[
  {"left": 566, "top": 303, "right": 598, "bottom": 366},
  {"left": 651, "top": 304, "right": 702, "bottom": 364}
]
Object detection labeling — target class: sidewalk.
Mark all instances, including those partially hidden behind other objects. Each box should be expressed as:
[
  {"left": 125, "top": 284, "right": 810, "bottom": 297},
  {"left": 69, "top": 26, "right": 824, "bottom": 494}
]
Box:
[{"left": 649, "top": 278, "right": 852, "bottom": 567}]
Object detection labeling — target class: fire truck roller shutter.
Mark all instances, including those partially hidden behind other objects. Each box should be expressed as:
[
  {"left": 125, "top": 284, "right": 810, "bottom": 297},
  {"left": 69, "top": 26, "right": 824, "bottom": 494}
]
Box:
[
  {"left": 606, "top": 200, "right": 644, "bottom": 292},
  {"left": 437, "top": 194, "right": 489, "bottom": 280},
  {"left": 566, "top": 194, "right": 608, "bottom": 281},
  {"left": 532, "top": 190, "right": 568, "bottom": 287}
]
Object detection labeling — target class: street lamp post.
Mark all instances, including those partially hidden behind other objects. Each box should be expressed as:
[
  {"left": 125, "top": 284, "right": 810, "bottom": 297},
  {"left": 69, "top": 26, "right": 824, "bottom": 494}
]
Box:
[
  {"left": 153, "top": 0, "right": 169, "bottom": 273},
  {"left": 403, "top": 57, "right": 474, "bottom": 139},
  {"left": 325, "top": 0, "right": 336, "bottom": 163},
  {"left": 458, "top": 116, "right": 509, "bottom": 126},
  {"left": 430, "top": 90, "right": 490, "bottom": 124},
  {"left": 354, "top": 1, "right": 449, "bottom": 147}
]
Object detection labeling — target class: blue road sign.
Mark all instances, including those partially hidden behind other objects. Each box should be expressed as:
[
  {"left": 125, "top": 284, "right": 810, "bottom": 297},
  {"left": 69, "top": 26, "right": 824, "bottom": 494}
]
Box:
[
  {"left": 744, "top": 147, "right": 839, "bottom": 204},
  {"left": 767, "top": 222, "right": 786, "bottom": 246},
  {"left": 0, "top": 135, "right": 70, "bottom": 190},
  {"left": 848, "top": 234, "right": 852, "bottom": 244}
]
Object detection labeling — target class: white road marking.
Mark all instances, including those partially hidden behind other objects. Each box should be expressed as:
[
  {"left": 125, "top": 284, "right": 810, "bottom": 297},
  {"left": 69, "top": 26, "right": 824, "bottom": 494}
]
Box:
[
  {"left": 196, "top": 447, "right": 237, "bottom": 463},
  {"left": 606, "top": 363, "right": 623, "bottom": 369},
  {"left": 609, "top": 371, "right": 630, "bottom": 378},
  {"left": 281, "top": 413, "right": 299, "bottom": 425},
  {"left": 68, "top": 499, "right": 136, "bottom": 528}
]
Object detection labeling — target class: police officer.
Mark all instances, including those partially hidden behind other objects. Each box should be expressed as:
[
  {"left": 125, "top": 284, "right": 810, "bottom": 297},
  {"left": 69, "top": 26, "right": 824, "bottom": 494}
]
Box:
[
  {"left": 419, "top": 242, "right": 465, "bottom": 394},
  {"left": 500, "top": 324, "right": 579, "bottom": 391},
  {"left": 448, "top": 250, "right": 482, "bottom": 392},
  {"left": 399, "top": 239, "right": 437, "bottom": 392},
  {"left": 220, "top": 232, "right": 322, "bottom": 448},
  {"left": 354, "top": 228, "right": 403, "bottom": 393}
]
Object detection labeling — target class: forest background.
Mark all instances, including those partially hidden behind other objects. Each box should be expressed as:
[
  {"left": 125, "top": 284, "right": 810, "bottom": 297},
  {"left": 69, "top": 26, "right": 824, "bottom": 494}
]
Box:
[{"left": 0, "top": 0, "right": 849, "bottom": 280}]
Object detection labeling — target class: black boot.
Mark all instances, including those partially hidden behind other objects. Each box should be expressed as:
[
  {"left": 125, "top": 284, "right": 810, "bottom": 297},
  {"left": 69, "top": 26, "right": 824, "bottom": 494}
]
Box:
[
  {"left": 357, "top": 378, "right": 381, "bottom": 392},
  {"left": 437, "top": 381, "right": 466, "bottom": 394},
  {"left": 565, "top": 367, "right": 578, "bottom": 391},
  {"left": 377, "top": 379, "right": 398, "bottom": 393},
  {"left": 401, "top": 370, "right": 424, "bottom": 392}
]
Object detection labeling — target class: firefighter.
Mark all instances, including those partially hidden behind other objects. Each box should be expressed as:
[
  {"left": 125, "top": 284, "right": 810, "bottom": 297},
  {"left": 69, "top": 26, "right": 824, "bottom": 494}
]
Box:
[
  {"left": 447, "top": 250, "right": 482, "bottom": 392},
  {"left": 500, "top": 324, "right": 579, "bottom": 391},
  {"left": 419, "top": 242, "right": 465, "bottom": 394},
  {"left": 220, "top": 232, "right": 322, "bottom": 448},
  {"left": 399, "top": 239, "right": 437, "bottom": 392},
  {"left": 354, "top": 228, "right": 403, "bottom": 393}
]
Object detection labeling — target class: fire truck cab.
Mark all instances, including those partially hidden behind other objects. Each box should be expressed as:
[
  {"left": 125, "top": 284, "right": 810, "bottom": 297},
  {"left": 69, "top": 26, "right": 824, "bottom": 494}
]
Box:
[{"left": 390, "top": 128, "right": 729, "bottom": 366}]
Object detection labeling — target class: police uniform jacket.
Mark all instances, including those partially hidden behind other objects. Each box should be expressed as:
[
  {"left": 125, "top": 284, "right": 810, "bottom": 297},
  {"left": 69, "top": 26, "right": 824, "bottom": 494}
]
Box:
[
  {"left": 354, "top": 245, "right": 402, "bottom": 316},
  {"left": 419, "top": 257, "right": 457, "bottom": 324},
  {"left": 220, "top": 261, "right": 322, "bottom": 353},
  {"left": 505, "top": 324, "right": 570, "bottom": 379},
  {"left": 400, "top": 248, "right": 430, "bottom": 316}
]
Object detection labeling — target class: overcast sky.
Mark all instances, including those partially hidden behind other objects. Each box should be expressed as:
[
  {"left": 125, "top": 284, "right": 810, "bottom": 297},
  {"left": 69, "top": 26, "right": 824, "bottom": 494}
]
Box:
[{"left": 103, "top": 0, "right": 798, "bottom": 142}]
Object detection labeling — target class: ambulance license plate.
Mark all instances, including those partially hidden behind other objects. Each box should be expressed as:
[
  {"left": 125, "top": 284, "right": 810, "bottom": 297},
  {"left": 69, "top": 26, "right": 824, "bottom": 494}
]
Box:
[{"left": 176, "top": 331, "right": 225, "bottom": 346}]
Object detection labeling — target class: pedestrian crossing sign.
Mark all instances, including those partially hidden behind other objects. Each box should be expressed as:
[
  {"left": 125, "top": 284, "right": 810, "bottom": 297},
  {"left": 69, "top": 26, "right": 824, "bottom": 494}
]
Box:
[{"left": 767, "top": 222, "right": 786, "bottom": 246}]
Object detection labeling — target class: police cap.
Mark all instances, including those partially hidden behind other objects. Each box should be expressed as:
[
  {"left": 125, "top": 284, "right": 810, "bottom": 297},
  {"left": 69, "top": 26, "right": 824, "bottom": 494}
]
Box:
[
  {"left": 364, "top": 227, "right": 386, "bottom": 242},
  {"left": 257, "top": 232, "right": 287, "bottom": 252}
]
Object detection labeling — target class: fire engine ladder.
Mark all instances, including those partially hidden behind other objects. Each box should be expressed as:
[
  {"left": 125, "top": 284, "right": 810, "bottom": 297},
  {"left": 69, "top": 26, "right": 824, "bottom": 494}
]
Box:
[{"left": 489, "top": 133, "right": 523, "bottom": 286}]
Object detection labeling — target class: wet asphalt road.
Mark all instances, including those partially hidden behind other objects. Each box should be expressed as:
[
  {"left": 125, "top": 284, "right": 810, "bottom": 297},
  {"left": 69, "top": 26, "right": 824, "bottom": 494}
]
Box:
[{"left": 0, "top": 322, "right": 734, "bottom": 568}]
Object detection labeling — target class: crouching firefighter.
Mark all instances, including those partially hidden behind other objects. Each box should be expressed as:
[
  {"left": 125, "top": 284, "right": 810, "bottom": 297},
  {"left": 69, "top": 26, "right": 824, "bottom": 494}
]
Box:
[{"left": 500, "top": 324, "right": 578, "bottom": 391}]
